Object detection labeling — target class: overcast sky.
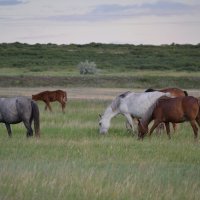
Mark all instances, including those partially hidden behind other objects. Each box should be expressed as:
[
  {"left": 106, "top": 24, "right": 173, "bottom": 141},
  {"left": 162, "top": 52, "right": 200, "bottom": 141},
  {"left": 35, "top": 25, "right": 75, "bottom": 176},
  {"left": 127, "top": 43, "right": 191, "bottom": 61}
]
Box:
[{"left": 0, "top": 0, "right": 200, "bottom": 44}]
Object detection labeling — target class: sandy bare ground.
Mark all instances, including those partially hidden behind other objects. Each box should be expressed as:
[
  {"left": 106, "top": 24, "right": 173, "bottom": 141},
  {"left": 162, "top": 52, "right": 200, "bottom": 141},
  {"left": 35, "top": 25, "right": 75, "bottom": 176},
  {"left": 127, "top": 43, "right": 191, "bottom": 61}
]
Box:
[{"left": 0, "top": 87, "right": 199, "bottom": 100}]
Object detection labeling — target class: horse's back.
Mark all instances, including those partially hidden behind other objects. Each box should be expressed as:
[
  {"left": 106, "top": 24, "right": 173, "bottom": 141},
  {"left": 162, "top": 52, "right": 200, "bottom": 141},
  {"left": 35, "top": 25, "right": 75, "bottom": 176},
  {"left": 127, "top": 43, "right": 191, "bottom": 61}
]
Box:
[
  {"left": 145, "top": 88, "right": 156, "bottom": 92},
  {"left": 120, "top": 91, "right": 169, "bottom": 117},
  {"left": 156, "top": 96, "right": 198, "bottom": 117},
  {"left": 0, "top": 97, "right": 32, "bottom": 123},
  {"left": 32, "top": 91, "right": 50, "bottom": 100},
  {"left": 182, "top": 96, "right": 199, "bottom": 114},
  {"left": 42, "top": 90, "right": 66, "bottom": 100},
  {"left": 160, "top": 88, "right": 186, "bottom": 97},
  {"left": 34, "top": 90, "right": 56, "bottom": 101},
  {"left": 55, "top": 90, "right": 67, "bottom": 101},
  {"left": 0, "top": 98, "right": 18, "bottom": 122},
  {"left": 16, "top": 97, "right": 32, "bottom": 116},
  {"left": 126, "top": 91, "right": 169, "bottom": 104},
  {"left": 159, "top": 96, "right": 197, "bottom": 107},
  {"left": 56, "top": 90, "right": 67, "bottom": 96},
  {"left": 145, "top": 87, "right": 187, "bottom": 97}
]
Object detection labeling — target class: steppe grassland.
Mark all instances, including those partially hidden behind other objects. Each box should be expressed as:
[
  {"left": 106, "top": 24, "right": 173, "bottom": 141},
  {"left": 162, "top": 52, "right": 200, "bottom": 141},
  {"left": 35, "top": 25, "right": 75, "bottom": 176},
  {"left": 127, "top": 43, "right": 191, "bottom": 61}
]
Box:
[{"left": 0, "top": 100, "right": 200, "bottom": 200}]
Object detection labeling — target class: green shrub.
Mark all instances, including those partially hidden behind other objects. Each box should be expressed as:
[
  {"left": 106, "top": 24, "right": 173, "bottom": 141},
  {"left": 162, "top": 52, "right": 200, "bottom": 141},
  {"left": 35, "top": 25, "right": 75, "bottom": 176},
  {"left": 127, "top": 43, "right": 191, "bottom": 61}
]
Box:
[{"left": 77, "top": 60, "right": 97, "bottom": 75}]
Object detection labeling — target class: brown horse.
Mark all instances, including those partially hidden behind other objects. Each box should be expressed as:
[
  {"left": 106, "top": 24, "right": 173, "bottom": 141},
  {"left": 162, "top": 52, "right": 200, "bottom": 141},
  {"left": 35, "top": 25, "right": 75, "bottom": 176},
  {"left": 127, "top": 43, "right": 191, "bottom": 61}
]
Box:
[
  {"left": 145, "top": 87, "right": 188, "bottom": 97},
  {"left": 145, "top": 87, "right": 188, "bottom": 133},
  {"left": 32, "top": 90, "right": 67, "bottom": 113},
  {"left": 138, "top": 96, "right": 200, "bottom": 141}
]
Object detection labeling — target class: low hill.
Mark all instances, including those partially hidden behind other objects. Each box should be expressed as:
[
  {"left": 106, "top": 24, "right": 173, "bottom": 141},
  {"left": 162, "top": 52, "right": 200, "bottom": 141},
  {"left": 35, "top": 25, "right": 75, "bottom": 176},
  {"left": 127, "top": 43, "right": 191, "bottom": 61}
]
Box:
[{"left": 0, "top": 42, "right": 199, "bottom": 72}]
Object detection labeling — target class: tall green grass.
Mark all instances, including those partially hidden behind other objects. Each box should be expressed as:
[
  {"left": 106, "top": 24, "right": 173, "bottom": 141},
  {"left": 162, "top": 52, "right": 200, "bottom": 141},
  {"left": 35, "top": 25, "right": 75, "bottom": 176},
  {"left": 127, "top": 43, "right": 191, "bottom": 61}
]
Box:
[{"left": 0, "top": 100, "right": 200, "bottom": 200}]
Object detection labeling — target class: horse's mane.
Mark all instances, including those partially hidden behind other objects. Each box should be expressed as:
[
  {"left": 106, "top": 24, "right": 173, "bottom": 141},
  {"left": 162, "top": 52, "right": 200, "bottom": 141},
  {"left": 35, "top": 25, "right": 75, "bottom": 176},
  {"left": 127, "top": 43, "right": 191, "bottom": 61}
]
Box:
[
  {"left": 145, "top": 88, "right": 156, "bottom": 92},
  {"left": 111, "top": 91, "right": 130, "bottom": 111},
  {"left": 184, "top": 91, "right": 188, "bottom": 96}
]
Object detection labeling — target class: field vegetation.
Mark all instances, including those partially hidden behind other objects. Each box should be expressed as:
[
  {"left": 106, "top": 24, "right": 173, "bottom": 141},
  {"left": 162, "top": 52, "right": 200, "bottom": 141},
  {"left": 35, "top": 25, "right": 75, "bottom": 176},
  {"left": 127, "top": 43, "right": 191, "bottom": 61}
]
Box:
[
  {"left": 0, "top": 42, "right": 200, "bottom": 88},
  {"left": 0, "top": 100, "right": 200, "bottom": 200},
  {"left": 0, "top": 42, "right": 200, "bottom": 72}
]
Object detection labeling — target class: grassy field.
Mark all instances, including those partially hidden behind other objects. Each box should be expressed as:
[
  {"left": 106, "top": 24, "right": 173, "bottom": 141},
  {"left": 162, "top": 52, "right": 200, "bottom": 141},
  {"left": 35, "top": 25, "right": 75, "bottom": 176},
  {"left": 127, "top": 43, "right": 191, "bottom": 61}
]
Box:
[
  {"left": 0, "top": 99, "right": 200, "bottom": 200},
  {"left": 1, "top": 42, "right": 199, "bottom": 88}
]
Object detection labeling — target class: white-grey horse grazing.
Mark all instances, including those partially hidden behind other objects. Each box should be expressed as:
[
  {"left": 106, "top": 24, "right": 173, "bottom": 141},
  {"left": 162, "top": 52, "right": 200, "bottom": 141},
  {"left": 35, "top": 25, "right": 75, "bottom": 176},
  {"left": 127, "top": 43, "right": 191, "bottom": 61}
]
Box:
[
  {"left": 0, "top": 97, "right": 40, "bottom": 137},
  {"left": 99, "top": 91, "right": 172, "bottom": 134}
]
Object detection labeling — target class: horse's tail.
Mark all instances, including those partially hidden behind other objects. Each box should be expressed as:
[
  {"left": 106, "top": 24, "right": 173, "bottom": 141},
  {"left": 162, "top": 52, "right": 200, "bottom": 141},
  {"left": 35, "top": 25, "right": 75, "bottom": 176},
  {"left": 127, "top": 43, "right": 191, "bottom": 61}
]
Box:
[
  {"left": 197, "top": 97, "right": 200, "bottom": 120},
  {"left": 184, "top": 90, "right": 188, "bottom": 96},
  {"left": 197, "top": 97, "right": 200, "bottom": 106},
  {"left": 31, "top": 101, "right": 40, "bottom": 137}
]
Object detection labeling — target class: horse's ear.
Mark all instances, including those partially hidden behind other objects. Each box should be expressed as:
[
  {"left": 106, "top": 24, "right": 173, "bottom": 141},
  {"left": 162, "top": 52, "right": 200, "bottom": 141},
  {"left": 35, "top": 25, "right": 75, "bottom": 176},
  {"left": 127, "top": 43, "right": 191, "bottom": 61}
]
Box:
[{"left": 99, "top": 114, "right": 102, "bottom": 119}]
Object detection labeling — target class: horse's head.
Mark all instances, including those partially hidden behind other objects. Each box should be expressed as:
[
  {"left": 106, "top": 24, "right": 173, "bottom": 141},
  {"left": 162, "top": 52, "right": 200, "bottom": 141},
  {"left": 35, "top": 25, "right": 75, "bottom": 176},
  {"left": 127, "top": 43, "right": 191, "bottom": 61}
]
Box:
[
  {"left": 32, "top": 95, "right": 36, "bottom": 100},
  {"left": 137, "top": 119, "right": 148, "bottom": 139},
  {"left": 99, "top": 114, "right": 110, "bottom": 134}
]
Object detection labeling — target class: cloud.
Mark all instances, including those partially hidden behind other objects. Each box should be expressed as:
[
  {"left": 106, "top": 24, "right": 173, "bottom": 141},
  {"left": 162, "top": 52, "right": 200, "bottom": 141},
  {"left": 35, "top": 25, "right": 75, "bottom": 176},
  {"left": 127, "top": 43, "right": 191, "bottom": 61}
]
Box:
[
  {"left": 47, "top": 1, "right": 200, "bottom": 22},
  {"left": 0, "top": 0, "right": 26, "bottom": 6}
]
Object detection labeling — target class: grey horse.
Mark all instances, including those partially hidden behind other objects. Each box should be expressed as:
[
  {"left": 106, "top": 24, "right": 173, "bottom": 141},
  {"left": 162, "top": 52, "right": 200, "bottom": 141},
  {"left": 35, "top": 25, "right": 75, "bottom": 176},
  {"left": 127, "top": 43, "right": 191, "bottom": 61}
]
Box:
[{"left": 0, "top": 96, "right": 40, "bottom": 137}]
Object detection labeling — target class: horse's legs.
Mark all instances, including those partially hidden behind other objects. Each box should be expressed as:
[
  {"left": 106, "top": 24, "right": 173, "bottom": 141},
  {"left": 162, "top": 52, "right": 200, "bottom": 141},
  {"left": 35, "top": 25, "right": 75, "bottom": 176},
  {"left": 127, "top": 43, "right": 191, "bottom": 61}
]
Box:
[
  {"left": 165, "top": 122, "right": 171, "bottom": 139},
  {"left": 60, "top": 101, "right": 66, "bottom": 113},
  {"left": 44, "top": 101, "right": 52, "bottom": 112},
  {"left": 23, "top": 120, "right": 33, "bottom": 137},
  {"left": 195, "top": 115, "right": 200, "bottom": 127},
  {"left": 190, "top": 120, "right": 198, "bottom": 141},
  {"left": 124, "top": 113, "right": 136, "bottom": 135},
  {"left": 125, "top": 119, "right": 132, "bottom": 131},
  {"left": 156, "top": 123, "right": 164, "bottom": 135},
  {"left": 149, "top": 120, "right": 161, "bottom": 137},
  {"left": 5, "top": 123, "right": 12, "bottom": 137},
  {"left": 172, "top": 123, "right": 177, "bottom": 132}
]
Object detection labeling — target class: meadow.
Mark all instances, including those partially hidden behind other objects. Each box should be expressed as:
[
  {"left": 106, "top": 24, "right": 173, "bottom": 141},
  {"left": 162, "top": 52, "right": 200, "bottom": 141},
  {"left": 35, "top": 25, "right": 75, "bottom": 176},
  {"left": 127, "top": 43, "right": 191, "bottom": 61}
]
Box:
[
  {"left": 0, "top": 99, "right": 200, "bottom": 200},
  {"left": 0, "top": 42, "right": 200, "bottom": 89}
]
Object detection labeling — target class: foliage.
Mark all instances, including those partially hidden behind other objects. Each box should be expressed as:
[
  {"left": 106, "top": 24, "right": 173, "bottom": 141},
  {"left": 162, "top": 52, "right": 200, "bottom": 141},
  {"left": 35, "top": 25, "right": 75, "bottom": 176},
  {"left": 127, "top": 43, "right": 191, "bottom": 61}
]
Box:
[
  {"left": 77, "top": 60, "right": 97, "bottom": 75},
  {"left": 0, "top": 42, "right": 199, "bottom": 72}
]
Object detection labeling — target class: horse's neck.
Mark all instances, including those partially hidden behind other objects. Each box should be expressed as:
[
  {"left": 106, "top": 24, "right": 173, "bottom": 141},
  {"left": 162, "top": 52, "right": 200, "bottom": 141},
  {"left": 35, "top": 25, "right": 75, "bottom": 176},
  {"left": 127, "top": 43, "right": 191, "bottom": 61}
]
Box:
[
  {"left": 140, "top": 117, "right": 151, "bottom": 129},
  {"left": 103, "top": 106, "right": 119, "bottom": 121},
  {"left": 33, "top": 95, "right": 41, "bottom": 100}
]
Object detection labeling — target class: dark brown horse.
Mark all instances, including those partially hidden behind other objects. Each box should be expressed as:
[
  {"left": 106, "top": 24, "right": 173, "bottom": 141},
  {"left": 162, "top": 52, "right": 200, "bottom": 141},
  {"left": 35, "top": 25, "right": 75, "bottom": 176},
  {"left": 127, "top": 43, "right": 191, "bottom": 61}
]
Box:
[
  {"left": 145, "top": 87, "right": 188, "bottom": 133},
  {"left": 138, "top": 96, "right": 200, "bottom": 141},
  {"left": 32, "top": 90, "right": 67, "bottom": 113}
]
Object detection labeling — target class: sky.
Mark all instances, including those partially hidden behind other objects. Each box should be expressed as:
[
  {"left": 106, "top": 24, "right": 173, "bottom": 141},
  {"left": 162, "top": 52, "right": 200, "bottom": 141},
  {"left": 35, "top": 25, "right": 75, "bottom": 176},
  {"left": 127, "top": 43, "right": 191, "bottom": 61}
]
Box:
[{"left": 0, "top": 0, "right": 200, "bottom": 44}]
